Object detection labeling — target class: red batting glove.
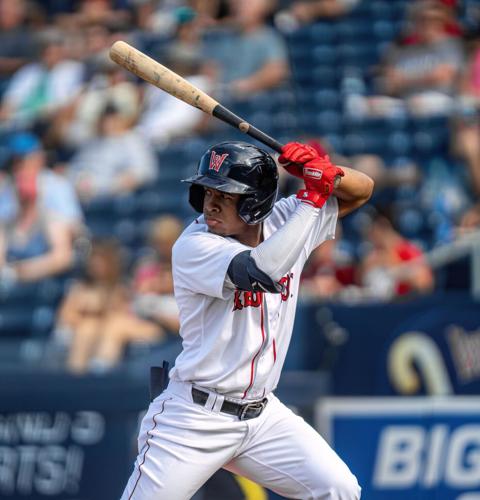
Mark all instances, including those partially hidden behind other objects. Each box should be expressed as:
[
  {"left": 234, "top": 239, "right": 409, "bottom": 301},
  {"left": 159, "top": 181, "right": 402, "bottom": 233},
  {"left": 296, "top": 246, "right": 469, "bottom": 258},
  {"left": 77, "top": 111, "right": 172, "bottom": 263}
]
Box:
[
  {"left": 297, "top": 155, "right": 345, "bottom": 209},
  {"left": 278, "top": 142, "right": 320, "bottom": 178}
]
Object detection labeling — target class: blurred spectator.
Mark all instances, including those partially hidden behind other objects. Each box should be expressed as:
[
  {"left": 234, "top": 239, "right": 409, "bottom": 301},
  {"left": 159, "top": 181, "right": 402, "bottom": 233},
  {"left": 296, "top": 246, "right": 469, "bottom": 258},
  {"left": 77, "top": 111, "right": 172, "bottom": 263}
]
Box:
[
  {"left": 458, "top": 201, "right": 480, "bottom": 232},
  {"left": 55, "top": 238, "right": 164, "bottom": 374},
  {"left": 0, "top": 0, "right": 36, "bottom": 89},
  {"left": 452, "top": 30, "right": 480, "bottom": 195},
  {"left": 67, "top": 102, "right": 157, "bottom": 200},
  {"left": 401, "top": 0, "right": 463, "bottom": 45},
  {"left": 300, "top": 225, "right": 356, "bottom": 300},
  {"left": 275, "top": 0, "right": 360, "bottom": 32},
  {"left": 0, "top": 28, "right": 85, "bottom": 130},
  {"left": 140, "top": 1, "right": 231, "bottom": 34},
  {"left": 132, "top": 215, "right": 182, "bottom": 332},
  {"left": 208, "top": 0, "right": 289, "bottom": 98},
  {"left": 369, "top": 0, "right": 464, "bottom": 117},
  {"left": 0, "top": 132, "right": 83, "bottom": 285},
  {"left": 359, "top": 211, "right": 435, "bottom": 300},
  {"left": 136, "top": 46, "right": 214, "bottom": 145},
  {"left": 55, "top": 0, "right": 132, "bottom": 31},
  {"left": 52, "top": 55, "right": 141, "bottom": 148},
  {"left": 277, "top": 138, "right": 420, "bottom": 198}
]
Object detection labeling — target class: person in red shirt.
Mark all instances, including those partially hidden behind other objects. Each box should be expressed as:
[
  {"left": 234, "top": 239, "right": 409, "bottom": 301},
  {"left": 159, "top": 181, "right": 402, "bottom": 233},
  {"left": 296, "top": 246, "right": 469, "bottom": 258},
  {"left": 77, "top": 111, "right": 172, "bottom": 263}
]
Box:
[{"left": 359, "top": 213, "right": 434, "bottom": 298}]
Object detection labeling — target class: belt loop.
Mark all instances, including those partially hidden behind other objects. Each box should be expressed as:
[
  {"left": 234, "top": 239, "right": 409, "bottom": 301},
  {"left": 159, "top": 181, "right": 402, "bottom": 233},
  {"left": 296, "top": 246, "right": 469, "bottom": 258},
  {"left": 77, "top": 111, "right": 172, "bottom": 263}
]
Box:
[
  {"left": 204, "top": 392, "right": 217, "bottom": 411},
  {"left": 212, "top": 394, "right": 224, "bottom": 413}
]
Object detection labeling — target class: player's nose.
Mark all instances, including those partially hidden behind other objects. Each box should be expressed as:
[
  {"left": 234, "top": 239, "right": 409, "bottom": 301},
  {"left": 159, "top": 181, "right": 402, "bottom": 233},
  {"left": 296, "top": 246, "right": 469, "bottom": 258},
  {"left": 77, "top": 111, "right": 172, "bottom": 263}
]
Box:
[{"left": 204, "top": 194, "right": 220, "bottom": 213}]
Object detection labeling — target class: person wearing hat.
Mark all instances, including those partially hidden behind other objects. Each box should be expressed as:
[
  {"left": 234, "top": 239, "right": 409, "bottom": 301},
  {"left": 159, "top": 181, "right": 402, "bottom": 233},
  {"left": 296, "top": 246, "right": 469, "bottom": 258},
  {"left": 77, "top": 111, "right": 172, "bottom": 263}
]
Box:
[{"left": 0, "top": 132, "right": 83, "bottom": 286}]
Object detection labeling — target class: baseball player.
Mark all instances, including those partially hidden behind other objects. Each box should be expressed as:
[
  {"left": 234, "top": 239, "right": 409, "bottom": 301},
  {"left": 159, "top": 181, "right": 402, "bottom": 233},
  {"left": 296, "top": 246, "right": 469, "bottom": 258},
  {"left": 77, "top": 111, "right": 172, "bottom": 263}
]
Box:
[{"left": 121, "top": 140, "right": 374, "bottom": 499}]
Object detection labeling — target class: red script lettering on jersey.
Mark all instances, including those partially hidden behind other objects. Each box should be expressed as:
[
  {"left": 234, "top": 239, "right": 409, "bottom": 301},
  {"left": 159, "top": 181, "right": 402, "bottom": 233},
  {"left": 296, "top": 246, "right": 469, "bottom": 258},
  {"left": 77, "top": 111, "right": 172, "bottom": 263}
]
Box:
[
  {"left": 209, "top": 151, "right": 229, "bottom": 172},
  {"left": 233, "top": 291, "right": 263, "bottom": 311},
  {"left": 233, "top": 274, "right": 293, "bottom": 311}
]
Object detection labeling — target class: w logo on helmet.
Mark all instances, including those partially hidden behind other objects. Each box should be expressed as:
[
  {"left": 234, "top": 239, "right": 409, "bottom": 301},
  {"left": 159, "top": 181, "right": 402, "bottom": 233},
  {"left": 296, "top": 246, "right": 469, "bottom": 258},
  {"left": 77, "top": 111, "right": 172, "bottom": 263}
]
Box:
[{"left": 209, "top": 151, "right": 229, "bottom": 172}]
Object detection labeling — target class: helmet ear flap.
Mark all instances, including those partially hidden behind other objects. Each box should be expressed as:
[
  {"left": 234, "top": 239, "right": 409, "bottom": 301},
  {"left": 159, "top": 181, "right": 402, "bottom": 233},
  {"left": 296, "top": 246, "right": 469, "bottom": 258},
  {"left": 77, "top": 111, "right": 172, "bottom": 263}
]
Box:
[
  {"left": 189, "top": 184, "right": 205, "bottom": 213},
  {"left": 238, "top": 195, "right": 256, "bottom": 224}
]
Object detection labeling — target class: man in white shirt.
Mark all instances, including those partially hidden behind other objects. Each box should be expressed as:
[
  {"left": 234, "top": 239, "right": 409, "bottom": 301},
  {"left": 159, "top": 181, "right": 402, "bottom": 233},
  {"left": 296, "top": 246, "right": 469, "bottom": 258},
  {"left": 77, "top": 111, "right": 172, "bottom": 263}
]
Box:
[{"left": 121, "top": 140, "right": 374, "bottom": 499}]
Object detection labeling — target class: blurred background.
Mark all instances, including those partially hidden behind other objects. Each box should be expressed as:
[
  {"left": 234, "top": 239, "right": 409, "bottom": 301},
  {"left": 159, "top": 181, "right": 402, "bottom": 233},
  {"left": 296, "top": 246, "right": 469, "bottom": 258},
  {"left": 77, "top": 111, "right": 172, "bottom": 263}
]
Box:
[{"left": 1, "top": 0, "right": 480, "bottom": 498}]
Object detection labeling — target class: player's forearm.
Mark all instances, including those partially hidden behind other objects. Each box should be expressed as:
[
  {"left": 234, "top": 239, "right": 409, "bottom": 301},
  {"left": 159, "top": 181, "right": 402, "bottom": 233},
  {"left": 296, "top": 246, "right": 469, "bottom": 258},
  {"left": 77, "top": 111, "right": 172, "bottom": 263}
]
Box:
[
  {"left": 334, "top": 166, "right": 374, "bottom": 217},
  {"left": 251, "top": 202, "right": 320, "bottom": 281}
]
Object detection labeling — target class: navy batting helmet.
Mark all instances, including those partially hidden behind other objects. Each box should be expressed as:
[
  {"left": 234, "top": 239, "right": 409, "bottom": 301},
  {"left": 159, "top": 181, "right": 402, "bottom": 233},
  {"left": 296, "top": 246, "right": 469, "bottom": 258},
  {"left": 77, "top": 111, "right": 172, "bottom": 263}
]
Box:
[{"left": 183, "top": 141, "right": 279, "bottom": 224}]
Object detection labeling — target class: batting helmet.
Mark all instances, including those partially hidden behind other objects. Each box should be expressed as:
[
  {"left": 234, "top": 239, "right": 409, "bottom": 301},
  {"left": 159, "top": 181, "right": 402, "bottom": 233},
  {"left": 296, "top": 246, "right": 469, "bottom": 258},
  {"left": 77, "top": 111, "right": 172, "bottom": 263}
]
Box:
[{"left": 183, "top": 141, "right": 279, "bottom": 224}]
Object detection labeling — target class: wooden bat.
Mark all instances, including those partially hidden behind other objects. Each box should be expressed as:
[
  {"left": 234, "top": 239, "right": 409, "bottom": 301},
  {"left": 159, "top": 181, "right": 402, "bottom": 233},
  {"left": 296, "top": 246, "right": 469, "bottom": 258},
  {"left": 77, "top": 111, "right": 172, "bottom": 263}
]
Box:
[{"left": 109, "top": 40, "right": 284, "bottom": 153}]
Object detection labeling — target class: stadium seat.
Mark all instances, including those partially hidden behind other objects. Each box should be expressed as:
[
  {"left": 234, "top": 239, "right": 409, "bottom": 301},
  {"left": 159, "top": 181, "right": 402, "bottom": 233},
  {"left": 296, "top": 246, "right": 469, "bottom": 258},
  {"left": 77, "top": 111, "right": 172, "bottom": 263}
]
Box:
[
  {"left": 313, "top": 89, "right": 341, "bottom": 111},
  {"left": 0, "top": 307, "right": 33, "bottom": 339},
  {"left": 309, "top": 22, "right": 336, "bottom": 44},
  {"left": 315, "top": 111, "right": 343, "bottom": 134},
  {"left": 335, "top": 19, "right": 375, "bottom": 41},
  {"left": 311, "top": 66, "right": 338, "bottom": 87},
  {"left": 387, "top": 131, "right": 412, "bottom": 156},
  {"left": 336, "top": 43, "right": 379, "bottom": 68},
  {"left": 312, "top": 45, "right": 337, "bottom": 65},
  {"left": 373, "top": 20, "right": 396, "bottom": 41},
  {"left": 31, "top": 306, "right": 56, "bottom": 338},
  {"left": 369, "top": 1, "right": 395, "bottom": 19}
]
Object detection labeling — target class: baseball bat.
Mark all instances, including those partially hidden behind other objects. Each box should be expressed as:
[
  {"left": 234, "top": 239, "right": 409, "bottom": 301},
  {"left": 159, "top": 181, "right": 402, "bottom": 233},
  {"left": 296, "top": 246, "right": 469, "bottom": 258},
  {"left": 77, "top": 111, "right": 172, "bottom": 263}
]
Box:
[{"left": 109, "top": 41, "right": 284, "bottom": 153}]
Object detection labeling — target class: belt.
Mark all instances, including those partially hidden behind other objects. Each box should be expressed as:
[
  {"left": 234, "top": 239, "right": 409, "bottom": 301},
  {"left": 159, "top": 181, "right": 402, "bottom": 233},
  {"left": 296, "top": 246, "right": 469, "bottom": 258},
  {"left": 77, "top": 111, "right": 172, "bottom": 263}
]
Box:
[{"left": 192, "top": 388, "right": 268, "bottom": 420}]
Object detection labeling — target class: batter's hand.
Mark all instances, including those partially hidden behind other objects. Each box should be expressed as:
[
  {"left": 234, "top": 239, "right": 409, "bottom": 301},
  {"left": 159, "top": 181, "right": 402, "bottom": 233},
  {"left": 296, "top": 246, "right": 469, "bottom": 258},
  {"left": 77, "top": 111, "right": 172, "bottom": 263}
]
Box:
[
  {"left": 297, "top": 156, "right": 344, "bottom": 209},
  {"left": 278, "top": 142, "right": 319, "bottom": 178}
]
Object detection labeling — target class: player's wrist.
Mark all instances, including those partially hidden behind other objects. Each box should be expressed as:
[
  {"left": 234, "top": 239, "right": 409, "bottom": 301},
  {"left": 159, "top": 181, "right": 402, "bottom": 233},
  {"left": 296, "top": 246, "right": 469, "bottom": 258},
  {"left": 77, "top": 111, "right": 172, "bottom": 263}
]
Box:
[{"left": 296, "top": 189, "right": 326, "bottom": 209}]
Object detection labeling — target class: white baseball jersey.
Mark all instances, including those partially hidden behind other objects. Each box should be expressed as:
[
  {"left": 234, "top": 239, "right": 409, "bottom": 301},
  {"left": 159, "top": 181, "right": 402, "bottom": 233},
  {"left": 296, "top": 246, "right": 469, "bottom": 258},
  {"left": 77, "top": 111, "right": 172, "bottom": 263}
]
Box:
[{"left": 170, "top": 195, "right": 338, "bottom": 400}]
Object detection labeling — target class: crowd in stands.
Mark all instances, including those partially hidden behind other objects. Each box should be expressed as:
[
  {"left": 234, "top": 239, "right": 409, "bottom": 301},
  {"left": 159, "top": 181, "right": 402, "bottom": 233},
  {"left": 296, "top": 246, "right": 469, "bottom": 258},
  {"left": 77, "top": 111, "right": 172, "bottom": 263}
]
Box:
[{"left": 1, "top": 0, "right": 480, "bottom": 374}]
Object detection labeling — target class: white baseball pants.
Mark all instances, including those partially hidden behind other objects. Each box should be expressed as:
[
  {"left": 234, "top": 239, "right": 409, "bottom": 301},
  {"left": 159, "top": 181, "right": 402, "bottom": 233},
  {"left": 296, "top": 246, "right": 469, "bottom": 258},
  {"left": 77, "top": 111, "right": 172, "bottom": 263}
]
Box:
[{"left": 120, "top": 379, "right": 360, "bottom": 500}]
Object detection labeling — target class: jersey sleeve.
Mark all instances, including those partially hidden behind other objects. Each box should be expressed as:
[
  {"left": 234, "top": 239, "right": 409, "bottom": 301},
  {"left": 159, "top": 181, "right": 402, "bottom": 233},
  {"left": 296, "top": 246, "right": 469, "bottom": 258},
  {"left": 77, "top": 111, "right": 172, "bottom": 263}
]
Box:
[
  {"left": 271, "top": 195, "right": 339, "bottom": 255},
  {"left": 172, "top": 231, "right": 247, "bottom": 299}
]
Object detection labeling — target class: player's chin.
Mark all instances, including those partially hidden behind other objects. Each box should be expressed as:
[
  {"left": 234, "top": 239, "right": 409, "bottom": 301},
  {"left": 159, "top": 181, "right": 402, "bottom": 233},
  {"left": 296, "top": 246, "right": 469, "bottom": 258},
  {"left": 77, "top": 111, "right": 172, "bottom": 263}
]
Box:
[{"left": 207, "top": 226, "right": 227, "bottom": 236}]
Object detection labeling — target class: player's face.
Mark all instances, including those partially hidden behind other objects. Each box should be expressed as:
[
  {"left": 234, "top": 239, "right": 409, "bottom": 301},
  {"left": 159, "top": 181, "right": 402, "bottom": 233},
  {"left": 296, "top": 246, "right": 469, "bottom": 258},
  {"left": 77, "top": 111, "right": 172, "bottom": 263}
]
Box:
[{"left": 203, "top": 188, "right": 247, "bottom": 237}]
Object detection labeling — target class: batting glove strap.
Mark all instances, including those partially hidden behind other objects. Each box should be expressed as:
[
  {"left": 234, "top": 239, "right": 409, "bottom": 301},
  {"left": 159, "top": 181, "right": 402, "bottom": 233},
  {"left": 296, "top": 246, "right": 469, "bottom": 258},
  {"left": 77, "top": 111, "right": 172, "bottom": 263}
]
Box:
[
  {"left": 303, "top": 157, "right": 344, "bottom": 196},
  {"left": 296, "top": 189, "right": 326, "bottom": 209}
]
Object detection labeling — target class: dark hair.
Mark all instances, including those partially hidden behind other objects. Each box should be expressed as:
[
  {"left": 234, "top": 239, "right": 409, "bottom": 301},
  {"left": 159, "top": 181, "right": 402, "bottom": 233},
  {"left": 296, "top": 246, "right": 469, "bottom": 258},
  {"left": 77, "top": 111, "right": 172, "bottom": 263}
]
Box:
[{"left": 82, "top": 238, "right": 124, "bottom": 286}]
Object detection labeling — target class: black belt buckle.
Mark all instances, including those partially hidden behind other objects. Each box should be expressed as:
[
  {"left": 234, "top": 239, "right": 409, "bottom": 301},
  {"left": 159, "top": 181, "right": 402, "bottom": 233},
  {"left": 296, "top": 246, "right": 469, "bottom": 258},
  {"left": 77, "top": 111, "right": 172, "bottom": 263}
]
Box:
[{"left": 238, "top": 398, "right": 267, "bottom": 420}]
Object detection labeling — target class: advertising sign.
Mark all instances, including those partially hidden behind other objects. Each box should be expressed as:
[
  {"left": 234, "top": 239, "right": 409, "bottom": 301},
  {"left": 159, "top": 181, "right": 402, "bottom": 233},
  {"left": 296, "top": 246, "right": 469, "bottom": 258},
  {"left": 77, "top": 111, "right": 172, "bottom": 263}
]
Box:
[{"left": 317, "top": 397, "right": 480, "bottom": 500}]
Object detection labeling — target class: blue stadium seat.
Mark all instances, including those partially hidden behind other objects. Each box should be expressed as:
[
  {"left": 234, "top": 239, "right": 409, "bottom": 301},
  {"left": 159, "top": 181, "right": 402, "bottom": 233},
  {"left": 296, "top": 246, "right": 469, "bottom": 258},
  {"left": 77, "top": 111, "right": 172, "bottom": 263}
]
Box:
[
  {"left": 335, "top": 19, "right": 374, "bottom": 41},
  {"left": 0, "top": 307, "right": 33, "bottom": 338},
  {"left": 312, "top": 45, "right": 337, "bottom": 65},
  {"left": 314, "top": 89, "right": 341, "bottom": 110},
  {"left": 323, "top": 134, "right": 343, "bottom": 153},
  {"left": 343, "top": 131, "right": 388, "bottom": 155},
  {"left": 369, "top": 1, "right": 395, "bottom": 19},
  {"left": 114, "top": 194, "right": 136, "bottom": 217},
  {"left": 315, "top": 111, "right": 343, "bottom": 134},
  {"left": 135, "top": 189, "right": 184, "bottom": 215},
  {"left": 0, "top": 283, "right": 39, "bottom": 307},
  {"left": 373, "top": 20, "right": 396, "bottom": 41},
  {"left": 37, "top": 278, "right": 66, "bottom": 306},
  {"left": 336, "top": 43, "right": 379, "bottom": 67},
  {"left": 311, "top": 66, "right": 338, "bottom": 87},
  {"left": 114, "top": 218, "right": 138, "bottom": 246},
  {"left": 31, "top": 306, "right": 56, "bottom": 338},
  {"left": 309, "top": 22, "right": 336, "bottom": 43},
  {"left": 387, "top": 131, "right": 412, "bottom": 156}
]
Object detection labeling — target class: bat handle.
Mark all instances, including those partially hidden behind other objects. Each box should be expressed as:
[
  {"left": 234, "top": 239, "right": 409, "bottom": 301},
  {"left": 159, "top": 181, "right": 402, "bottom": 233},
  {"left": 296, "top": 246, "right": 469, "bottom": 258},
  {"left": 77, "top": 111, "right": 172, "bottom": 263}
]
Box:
[
  {"left": 212, "top": 104, "right": 342, "bottom": 187},
  {"left": 212, "top": 105, "right": 283, "bottom": 153}
]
